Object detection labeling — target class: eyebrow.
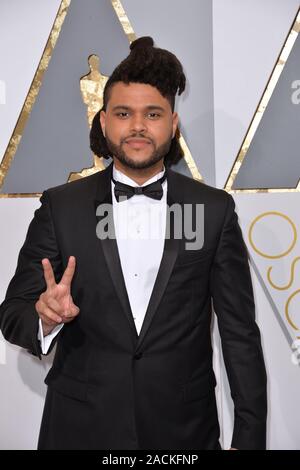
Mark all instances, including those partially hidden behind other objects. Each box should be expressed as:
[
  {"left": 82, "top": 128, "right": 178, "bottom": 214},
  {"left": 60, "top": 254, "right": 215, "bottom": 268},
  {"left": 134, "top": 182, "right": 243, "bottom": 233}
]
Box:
[{"left": 112, "top": 105, "right": 165, "bottom": 112}]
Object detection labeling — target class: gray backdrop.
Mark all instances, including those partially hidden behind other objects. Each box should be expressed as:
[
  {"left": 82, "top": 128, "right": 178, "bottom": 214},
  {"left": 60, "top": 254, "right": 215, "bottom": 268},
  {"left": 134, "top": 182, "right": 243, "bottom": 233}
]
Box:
[{"left": 2, "top": 0, "right": 215, "bottom": 193}]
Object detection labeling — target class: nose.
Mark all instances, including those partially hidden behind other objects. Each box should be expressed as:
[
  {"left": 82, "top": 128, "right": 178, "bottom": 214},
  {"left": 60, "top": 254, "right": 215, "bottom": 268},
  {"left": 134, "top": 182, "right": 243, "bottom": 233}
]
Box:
[{"left": 130, "top": 113, "right": 147, "bottom": 134}]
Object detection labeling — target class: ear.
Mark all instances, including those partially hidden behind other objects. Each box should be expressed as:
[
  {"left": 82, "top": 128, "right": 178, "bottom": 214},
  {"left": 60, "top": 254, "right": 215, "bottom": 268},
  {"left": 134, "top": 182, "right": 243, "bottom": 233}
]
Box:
[
  {"left": 100, "top": 109, "right": 106, "bottom": 137},
  {"left": 172, "top": 112, "right": 179, "bottom": 138}
]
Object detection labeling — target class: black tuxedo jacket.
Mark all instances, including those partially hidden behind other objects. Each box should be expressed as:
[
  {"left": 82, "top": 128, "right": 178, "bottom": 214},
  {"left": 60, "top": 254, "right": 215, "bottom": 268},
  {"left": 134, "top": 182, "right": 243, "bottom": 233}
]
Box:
[{"left": 0, "top": 162, "right": 267, "bottom": 450}]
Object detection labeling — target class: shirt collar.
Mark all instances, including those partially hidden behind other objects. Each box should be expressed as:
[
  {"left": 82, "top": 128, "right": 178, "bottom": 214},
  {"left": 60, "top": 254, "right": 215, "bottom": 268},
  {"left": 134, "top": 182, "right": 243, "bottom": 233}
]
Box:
[{"left": 112, "top": 163, "right": 166, "bottom": 187}]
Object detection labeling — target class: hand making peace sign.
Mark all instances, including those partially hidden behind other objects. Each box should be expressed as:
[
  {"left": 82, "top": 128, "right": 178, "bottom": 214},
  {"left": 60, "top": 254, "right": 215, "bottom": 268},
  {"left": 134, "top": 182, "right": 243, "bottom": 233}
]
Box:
[{"left": 35, "top": 256, "right": 80, "bottom": 336}]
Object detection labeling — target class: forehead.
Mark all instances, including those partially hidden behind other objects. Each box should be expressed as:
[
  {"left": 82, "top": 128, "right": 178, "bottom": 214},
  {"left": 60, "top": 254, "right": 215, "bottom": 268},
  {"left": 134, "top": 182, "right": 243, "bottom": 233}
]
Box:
[{"left": 107, "top": 82, "right": 171, "bottom": 110}]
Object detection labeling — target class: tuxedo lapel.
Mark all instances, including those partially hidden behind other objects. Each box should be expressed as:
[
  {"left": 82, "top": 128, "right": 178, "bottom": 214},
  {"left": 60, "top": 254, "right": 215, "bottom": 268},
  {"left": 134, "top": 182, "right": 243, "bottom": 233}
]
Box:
[
  {"left": 93, "top": 162, "right": 181, "bottom": 351},
  {"left": 94, "top": 163, "right": 139, "bottom": 346},
  {"left": 136, "top": 186, "right": 180, "bottom": 351}
]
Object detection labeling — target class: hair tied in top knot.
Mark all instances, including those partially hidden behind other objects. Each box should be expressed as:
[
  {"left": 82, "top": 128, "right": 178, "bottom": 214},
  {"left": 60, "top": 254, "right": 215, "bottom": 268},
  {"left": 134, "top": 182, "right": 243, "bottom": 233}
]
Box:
[{"left": 130, "top": 36, "right": 154, "bottom": 51}]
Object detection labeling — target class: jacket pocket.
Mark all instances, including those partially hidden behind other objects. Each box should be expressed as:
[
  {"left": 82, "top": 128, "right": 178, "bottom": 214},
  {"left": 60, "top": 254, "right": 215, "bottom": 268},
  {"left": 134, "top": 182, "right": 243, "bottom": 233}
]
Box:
[
  {"left": 183, "top": 371, "right": 216, "bottom": 403},
  {"left": 44, "top": 367, "right": 88, "bottom": 402}
]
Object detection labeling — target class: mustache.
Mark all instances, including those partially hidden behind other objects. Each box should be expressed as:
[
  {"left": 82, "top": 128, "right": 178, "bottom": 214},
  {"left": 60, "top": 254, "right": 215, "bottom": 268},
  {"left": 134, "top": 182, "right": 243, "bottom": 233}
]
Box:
[{"left": 121, "top": 134, "right": 154, "bottom": 144}]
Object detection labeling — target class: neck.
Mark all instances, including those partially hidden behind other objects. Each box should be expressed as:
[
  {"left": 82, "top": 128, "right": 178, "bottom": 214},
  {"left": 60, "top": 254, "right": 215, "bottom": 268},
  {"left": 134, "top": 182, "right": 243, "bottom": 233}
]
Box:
[{"left": 113, "top": 159, "right": 164, "bottom": 185}]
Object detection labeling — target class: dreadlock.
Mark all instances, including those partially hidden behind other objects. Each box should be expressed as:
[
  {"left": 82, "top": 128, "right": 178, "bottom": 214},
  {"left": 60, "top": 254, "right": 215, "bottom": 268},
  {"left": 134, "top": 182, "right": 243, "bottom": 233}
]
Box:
[{"left": 90, "top": 36, "right": 186, "bottom": 166}]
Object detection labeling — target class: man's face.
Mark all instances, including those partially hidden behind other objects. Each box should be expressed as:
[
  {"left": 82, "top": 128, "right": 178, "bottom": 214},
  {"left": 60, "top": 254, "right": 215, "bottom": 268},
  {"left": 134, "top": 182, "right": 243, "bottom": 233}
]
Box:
[{"left": 100, "top": 82, "right": 178, "bottom": 170}]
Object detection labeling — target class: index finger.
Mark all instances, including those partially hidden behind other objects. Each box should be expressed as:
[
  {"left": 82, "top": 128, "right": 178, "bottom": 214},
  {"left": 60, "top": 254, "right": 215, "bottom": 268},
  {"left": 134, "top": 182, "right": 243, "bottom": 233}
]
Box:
[
  {"left": 60, "top": 256, "right": 76, "bottom": 288},
  {"left": 42, "top": 258, "right": 57, "bottom": 290}
]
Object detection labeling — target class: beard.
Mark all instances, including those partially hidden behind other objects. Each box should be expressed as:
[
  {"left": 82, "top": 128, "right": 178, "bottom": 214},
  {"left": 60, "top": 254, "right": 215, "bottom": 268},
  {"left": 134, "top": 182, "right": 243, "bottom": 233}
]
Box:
[{"left": 105, "top": 132, "right": 173, "bottom": 170}]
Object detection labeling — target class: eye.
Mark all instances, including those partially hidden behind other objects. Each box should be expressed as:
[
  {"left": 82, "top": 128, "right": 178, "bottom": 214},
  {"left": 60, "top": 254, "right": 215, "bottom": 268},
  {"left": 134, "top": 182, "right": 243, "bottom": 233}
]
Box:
[
  {"left": 116, "top": 112, "right": 129, "bottom": 118},
  {"left": 147, "top": 112, "right": 161, "bottom": 119}
]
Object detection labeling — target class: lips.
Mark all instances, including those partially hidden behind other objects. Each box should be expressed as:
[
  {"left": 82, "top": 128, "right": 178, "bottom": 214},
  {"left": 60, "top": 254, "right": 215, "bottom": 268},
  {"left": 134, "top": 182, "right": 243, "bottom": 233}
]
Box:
[{"left": 124, "top": 138, "right": 152, "bottom": 149}]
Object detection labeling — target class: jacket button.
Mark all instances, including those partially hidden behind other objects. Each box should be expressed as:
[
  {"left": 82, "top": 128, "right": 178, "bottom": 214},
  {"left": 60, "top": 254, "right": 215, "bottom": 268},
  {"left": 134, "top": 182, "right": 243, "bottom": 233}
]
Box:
[{"left": 134, "top": 352, "right": 143, "bottom": 360}]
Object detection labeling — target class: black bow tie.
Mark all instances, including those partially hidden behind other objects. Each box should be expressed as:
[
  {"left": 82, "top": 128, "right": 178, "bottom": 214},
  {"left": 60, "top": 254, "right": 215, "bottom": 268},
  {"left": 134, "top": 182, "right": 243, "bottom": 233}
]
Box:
[{"left": 112, "top": 172, "right": 167, "bottom": 202}]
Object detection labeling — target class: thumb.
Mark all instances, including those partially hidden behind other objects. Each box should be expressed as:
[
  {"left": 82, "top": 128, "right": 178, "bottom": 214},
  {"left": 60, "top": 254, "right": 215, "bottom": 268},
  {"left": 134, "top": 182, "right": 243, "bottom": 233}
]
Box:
[{"left": 69, "top": 299, "right": 80, "bottom": 315}]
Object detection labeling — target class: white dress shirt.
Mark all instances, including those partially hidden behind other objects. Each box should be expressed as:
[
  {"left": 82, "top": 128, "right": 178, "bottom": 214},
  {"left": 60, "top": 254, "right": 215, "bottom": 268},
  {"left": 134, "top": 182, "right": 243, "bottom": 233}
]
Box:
[{"left": 38, "top": 164, "right": 167, "bottom": 353}]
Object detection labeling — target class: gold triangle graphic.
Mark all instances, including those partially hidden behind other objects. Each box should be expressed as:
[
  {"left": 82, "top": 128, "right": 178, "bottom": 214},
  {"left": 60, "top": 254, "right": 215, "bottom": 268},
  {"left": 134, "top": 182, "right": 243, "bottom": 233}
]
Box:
[
  {"left": 0, "top": 0, "right": 71, "bottom": 198},
  {"left": 225, "top": 7, "right": 300, "bottom": 194},
  {"left": 0, "top": 0, "right": 202, "bottom": 198}
]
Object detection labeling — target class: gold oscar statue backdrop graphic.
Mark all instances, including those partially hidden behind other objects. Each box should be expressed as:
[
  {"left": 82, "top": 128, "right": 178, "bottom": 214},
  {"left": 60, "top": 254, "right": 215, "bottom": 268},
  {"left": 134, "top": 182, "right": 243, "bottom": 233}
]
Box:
[{"left": 68, "top": 55, "right": 108, "bottom": 181}]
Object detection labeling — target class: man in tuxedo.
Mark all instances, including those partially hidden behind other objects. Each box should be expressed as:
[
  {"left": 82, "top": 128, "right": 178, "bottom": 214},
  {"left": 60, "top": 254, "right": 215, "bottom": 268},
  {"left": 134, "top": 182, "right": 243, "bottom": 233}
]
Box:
[{"left": 0, "top": 37, "right": 267, "bottom": 450}]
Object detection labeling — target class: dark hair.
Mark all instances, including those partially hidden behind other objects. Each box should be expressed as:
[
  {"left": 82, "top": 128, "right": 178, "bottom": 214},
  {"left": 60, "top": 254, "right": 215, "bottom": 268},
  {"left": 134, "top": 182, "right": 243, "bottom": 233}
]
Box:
[{"left": 90, "top": 36, "right": 186, "bottom": 166}]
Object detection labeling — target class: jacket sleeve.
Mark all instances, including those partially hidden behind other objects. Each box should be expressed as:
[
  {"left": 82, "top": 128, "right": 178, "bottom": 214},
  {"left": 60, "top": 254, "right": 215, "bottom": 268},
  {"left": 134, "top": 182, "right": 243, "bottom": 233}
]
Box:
[
  {"left": 209, "top": 192, "right": 267, "bottom": 449},
  {"left": 0, "top": 190, "right": 63, "bottom": 359}
]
